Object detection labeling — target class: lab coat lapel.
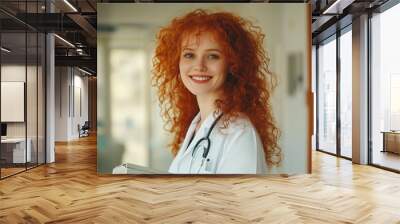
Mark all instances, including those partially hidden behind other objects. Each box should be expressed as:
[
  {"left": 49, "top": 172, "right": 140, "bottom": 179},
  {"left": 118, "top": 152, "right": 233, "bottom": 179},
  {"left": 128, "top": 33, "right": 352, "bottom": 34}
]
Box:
[
  {"left": 178, "top": 113, "right": 200, "bottom": 156},
  {"left": 182, "top": 111, "right": 221, "bottom": 157}
]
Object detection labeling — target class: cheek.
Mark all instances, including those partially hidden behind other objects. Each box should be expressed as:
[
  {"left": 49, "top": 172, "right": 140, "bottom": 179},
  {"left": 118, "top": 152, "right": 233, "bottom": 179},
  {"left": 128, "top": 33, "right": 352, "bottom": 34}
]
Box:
[
  {"left": 179, "top": 61, "right": 190, "bottom": 84},
  {"left": 213, "top": 62, "right": 228, "bottom": 77},
  {"left": 216, "top": 64, "right": 229, "bottom": 85},
  {"left": 179, "top": 60, "right": 189, "bottom": 75}
]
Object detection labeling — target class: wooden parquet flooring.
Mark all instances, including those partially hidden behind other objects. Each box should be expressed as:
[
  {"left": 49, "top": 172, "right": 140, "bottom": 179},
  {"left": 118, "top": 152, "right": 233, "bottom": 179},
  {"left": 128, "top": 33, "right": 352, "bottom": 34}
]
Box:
[
  {"left": 1, "top": 135, "right": 399, "bottom": 223},
  {"left": 0, "top": 167, "right": 26, "bottom": 178}
]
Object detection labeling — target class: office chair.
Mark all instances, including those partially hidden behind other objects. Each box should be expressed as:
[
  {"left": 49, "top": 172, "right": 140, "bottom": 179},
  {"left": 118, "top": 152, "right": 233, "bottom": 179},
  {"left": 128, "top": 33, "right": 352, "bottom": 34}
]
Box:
[{"left": 79, "top": 121, "right": 90, "bottom": 138}]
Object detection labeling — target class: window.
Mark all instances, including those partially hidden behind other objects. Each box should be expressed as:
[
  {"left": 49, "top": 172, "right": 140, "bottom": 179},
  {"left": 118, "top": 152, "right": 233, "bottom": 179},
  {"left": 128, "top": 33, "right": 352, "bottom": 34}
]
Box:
[
  {"left": 371, "top": 2, "right": 400, "bottom": 171},
  {"left": 339, "top": 28, "right": 352, "bottom": 158},
  {"left": 317, "top": 36, "right": 337, "bottom": 155}
]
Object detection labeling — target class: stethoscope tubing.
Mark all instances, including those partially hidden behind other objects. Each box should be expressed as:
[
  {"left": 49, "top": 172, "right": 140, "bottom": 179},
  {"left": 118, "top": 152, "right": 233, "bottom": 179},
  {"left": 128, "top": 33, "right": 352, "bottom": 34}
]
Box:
[{"left": 186, "top": 113, "right": 223, "bottom": 173}]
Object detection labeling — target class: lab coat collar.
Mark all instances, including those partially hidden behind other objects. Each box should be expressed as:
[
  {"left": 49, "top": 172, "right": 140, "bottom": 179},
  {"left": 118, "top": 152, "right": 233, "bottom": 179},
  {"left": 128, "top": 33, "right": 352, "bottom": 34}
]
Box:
[
  {"left": 182, "top": 110, "right": 222, "bottom": 156},
  {"left": 191, "top": 110, "right": 222, "bottom": 134}
]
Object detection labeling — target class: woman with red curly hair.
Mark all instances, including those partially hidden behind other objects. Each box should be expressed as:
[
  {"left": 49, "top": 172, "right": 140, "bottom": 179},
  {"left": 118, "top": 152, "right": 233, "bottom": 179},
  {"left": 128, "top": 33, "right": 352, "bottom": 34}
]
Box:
[{"left": 153, "top": 9, "right": 281, "bottom": 174}]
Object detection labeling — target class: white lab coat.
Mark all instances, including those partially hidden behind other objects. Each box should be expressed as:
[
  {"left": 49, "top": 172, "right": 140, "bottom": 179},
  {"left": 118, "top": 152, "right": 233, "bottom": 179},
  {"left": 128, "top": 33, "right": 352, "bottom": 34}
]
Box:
[{"left": 168, "top": 111, "right": 267, "bottom": 174}]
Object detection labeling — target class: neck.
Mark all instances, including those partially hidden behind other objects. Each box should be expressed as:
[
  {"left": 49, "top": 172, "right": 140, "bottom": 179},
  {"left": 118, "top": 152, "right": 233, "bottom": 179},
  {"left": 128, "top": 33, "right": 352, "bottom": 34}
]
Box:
[{"left": 196, "top": 92, "right": 221, "bottom": 126}]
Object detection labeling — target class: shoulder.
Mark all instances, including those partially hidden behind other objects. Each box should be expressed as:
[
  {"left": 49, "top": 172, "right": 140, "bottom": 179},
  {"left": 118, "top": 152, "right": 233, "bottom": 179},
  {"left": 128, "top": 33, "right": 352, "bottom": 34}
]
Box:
[
  {"left": 218, "top": 113, "right": 256, "bottom": 136},
  {"left": 215, "top": 113, "right": 266, "bottom": 174},
  {"left": 216, "top": 113, "right": 261, "bottom": 151}
]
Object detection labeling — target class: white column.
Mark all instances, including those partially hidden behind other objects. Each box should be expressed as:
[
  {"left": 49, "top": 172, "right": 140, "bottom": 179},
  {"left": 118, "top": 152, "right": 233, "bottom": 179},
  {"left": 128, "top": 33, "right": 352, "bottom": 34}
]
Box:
[
  {"left": 46, "top": 33, "right": 55, "bottom": 163},
  {"left": 352, "top": 14, "right": 369, "bottom": 164},
  {"left": 45, "top": 1, "right": 56, "bottom": 163}
]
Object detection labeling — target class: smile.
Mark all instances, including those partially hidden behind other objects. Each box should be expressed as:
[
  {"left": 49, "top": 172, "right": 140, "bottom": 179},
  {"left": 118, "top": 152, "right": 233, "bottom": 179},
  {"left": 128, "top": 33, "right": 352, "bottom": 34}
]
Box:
[{"left": 189, "top": 75, "right": 212, "bottom": 83}]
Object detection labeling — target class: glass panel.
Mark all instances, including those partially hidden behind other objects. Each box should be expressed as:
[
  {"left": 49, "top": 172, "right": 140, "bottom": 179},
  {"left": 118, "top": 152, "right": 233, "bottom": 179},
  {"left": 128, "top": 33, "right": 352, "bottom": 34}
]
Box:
[
  {"left": 27, "top": 31, "right": 38, "bottom": 169},
  {"left": 340, "top": 29, "right": 352, "bottom": 158},
  {"left": 38, "top": 32, "right": 45, "bottom": 165},
  {"left": 312, "top": 45, "right": 317, "bottom": 151},
  {"left": 371, "top": 3, "right": 400, "bottom": 171},
  {"left": 390, "top": 75, "right": 400, "bottom": 130},
  {"left": 317, "top": 37, "right": 337, "bottom": 154},
  {"left": 0, "top": 1, "right": 46, "bottom": 179},
  {"left": 1, "top": 30, "right": 27, "bottom": 177}
]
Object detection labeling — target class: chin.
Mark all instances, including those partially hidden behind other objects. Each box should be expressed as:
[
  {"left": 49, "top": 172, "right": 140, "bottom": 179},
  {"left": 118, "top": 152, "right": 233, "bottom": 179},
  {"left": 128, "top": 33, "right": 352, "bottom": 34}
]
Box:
[{"left": 188, "top": 89, "right": 210, "bottom": 96}]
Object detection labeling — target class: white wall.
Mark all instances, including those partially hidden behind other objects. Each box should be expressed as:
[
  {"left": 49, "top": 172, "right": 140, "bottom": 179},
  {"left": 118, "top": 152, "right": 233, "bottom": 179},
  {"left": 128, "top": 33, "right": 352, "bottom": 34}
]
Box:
[
  {"left": 55, "top": 67, "right": 68, "bottom": 141},
  {"left": 1, "top": 63, "right": 46, "bottom": 164},
  {"left": 1, "top": 65, "right": 37, "bottom": 137},
  {"left": 1, "top": 66, "right": 26, "bottom": 135},
  {"left": 55, "top": 67, "right": 89, "bottom": 141}
]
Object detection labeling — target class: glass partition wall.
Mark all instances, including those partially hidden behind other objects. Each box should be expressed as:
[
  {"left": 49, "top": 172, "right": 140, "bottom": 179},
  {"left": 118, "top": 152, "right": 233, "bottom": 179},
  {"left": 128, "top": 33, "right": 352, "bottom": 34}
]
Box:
[
  {"left": 370, "top": 2, "right": 400, "bottom": 172},
  {"left": 0, "top": 1, "right": 46, "bottom": 179},
  {"left": 316, "top": 0, "right": 400, "bottom": 172},
  {"left": 316, "top": 26, "right": 353, "bottom": 159},
  {"left": 317, "top": 35, "right": 337, "bottom": 155},
  {"left": 339, "top": 27, "right": 352, "bottom": 159}
]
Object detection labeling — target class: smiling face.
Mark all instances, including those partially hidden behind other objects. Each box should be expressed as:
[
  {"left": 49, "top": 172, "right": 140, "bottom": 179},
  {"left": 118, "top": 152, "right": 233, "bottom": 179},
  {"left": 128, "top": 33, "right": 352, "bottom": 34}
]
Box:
[{"left": 179, "top": 32, "right": 229, "bottom": 98}]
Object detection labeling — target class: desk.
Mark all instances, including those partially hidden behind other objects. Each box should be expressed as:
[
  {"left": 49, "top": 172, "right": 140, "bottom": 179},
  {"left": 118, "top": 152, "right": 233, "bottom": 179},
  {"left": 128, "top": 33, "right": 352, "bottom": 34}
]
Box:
[
  {"left": 382, "top": 131, "right": 400, "bottom": 154},
  {"left": 1, "top": 138, "right": 32, "bottom": 163}
]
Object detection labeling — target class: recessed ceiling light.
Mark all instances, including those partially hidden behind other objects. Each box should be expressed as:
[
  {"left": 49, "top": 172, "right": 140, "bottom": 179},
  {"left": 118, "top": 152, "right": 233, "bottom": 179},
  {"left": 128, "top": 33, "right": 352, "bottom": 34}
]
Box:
[
  {"left": 322, "top": 0, "right": 354, "bottom": 15},
  {"left": 78, "top": 67, "right": 92, "bottom": 76},
  {"left": 54, "top": 34, "right": 75, "bottom": 48},
  {"left": 63, "top": 0, "right": 78, "bottom": 12},
  {"left": 1, "top": 47, "right": 11, "bottom": 53}
]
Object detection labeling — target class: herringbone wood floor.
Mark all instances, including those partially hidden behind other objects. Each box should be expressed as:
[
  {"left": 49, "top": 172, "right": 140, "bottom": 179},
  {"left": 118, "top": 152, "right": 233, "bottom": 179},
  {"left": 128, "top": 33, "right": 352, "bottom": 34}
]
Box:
[{"left": 0, "top": 134, "right": 399, "bottom": 223}]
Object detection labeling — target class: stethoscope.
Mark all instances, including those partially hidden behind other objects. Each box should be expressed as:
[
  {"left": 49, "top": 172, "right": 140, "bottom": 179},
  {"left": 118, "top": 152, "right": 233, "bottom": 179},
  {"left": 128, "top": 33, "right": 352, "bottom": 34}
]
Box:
[{"left": 187, "top": 113, "right": 223, "bottom": 173}]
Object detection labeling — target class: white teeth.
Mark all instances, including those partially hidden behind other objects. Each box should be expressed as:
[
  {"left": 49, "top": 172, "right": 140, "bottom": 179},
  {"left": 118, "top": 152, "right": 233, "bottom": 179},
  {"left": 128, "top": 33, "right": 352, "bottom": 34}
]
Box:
[{"left": 191, "top": 76, "right": 211, "bottom": 81}]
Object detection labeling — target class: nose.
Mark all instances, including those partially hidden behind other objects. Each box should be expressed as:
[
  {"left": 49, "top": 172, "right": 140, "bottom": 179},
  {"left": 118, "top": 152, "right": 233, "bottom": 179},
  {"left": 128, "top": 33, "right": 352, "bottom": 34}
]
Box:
[{"left": 193, "top": 56, "right": 207, "bottom": 72}]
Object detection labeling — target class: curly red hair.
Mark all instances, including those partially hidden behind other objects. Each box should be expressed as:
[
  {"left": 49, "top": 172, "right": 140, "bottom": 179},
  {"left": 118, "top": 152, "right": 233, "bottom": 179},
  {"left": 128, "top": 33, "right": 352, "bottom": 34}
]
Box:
[{"left": 152, "top": 9, "right": 281, "bottom": 167}]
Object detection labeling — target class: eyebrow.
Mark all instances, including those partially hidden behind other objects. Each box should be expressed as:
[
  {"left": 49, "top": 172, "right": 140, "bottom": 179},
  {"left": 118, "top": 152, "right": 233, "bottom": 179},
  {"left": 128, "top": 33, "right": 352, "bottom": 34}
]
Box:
[{"left": 182, "top": 47, "right": 222, "bottom": 53}]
